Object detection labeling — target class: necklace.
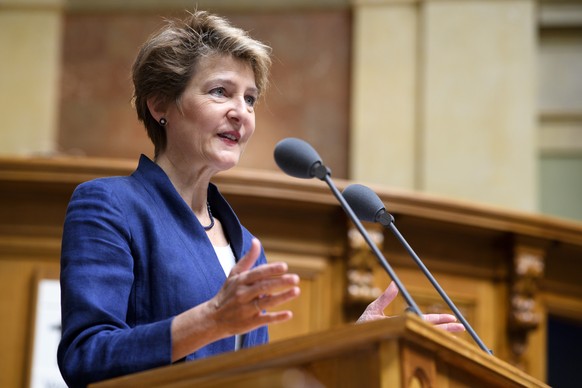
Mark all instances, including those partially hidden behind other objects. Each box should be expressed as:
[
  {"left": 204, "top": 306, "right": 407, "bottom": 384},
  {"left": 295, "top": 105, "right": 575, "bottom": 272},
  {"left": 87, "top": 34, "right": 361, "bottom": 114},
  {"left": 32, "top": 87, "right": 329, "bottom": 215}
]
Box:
[{"left": 202, "top": 202, "right": 215, "bottom": 231}]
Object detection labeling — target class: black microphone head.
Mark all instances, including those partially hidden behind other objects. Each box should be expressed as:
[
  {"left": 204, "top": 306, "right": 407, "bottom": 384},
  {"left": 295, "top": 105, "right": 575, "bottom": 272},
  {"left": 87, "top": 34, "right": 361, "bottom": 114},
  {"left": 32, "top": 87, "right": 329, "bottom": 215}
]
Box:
[
  {"left": 274, "top": 137, "right": 323, "bottom": 179},
  {"left": 342, "top": 184, "right": 387, "bottom": 223}
]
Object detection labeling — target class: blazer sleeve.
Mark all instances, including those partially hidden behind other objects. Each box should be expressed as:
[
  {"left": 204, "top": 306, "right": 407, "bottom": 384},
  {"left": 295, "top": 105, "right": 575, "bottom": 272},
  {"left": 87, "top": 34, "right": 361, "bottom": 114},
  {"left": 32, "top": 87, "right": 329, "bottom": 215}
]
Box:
[{"left": 57, "top": 180, "right": 173, "bottom": 388}]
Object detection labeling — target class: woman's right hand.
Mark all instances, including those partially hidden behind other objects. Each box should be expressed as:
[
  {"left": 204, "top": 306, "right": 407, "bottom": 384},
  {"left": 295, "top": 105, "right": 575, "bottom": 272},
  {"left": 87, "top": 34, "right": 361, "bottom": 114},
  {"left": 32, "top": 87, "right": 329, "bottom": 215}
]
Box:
[
  {"left": 171, "top": 238, "right": 300, "bottom": 361},
  {"left": 209, "top": 238, "right": 301, "bottom": 334}
]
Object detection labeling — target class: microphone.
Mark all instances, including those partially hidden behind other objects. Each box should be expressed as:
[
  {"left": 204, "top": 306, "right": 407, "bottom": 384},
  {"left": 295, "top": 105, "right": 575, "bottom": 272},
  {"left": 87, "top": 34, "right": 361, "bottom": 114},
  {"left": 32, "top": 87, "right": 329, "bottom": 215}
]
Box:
[
  {"left": 274, "top": 138, "right": 423, "bottom": 317},
  {"left": 342, "top": 183, "right": 493, "bottom": 354},
  {"left": 273, "top": 137, "right": 329, "bottom": 180}
]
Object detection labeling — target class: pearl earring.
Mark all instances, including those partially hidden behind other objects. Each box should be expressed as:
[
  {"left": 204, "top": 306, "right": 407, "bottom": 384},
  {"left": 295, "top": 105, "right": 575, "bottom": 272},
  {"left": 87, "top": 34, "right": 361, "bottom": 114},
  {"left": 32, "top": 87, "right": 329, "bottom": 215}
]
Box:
[{"left": 159, "top": 118, "right": 167, "bottom": 126}]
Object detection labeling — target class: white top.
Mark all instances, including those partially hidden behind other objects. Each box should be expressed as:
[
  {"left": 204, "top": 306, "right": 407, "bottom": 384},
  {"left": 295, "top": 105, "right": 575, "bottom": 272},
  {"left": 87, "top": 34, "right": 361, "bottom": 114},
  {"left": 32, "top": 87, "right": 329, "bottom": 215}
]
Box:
[
  {"left": 214, "top": 244, "right": 236, "bottom": 276},
  {"left": 213, "top": 244, "right": 242, "bottom": 350}
]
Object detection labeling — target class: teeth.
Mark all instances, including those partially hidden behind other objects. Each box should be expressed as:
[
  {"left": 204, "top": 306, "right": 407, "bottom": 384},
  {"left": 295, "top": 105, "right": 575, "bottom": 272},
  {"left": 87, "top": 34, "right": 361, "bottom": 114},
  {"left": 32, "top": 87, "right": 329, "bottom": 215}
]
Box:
[{"left": 221, "top": 133, "right": 237, "bottom": 141}]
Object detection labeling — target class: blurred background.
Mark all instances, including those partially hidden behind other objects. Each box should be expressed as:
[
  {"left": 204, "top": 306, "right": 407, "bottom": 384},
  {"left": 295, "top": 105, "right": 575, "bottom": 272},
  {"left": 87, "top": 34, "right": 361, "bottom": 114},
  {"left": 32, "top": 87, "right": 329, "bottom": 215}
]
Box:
[
  {"left": 2, "top": 0, "right": 581, "bottom": 220},
  {"left": 1, "top": 0, "right": 581, "bottom": 387}
]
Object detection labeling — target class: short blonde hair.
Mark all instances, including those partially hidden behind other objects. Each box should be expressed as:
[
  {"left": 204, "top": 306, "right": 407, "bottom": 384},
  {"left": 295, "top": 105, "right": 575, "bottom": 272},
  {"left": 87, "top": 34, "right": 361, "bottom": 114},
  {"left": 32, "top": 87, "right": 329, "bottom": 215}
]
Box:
[{"left": 132, "top": 10, "right": 272, "bottom": 157}]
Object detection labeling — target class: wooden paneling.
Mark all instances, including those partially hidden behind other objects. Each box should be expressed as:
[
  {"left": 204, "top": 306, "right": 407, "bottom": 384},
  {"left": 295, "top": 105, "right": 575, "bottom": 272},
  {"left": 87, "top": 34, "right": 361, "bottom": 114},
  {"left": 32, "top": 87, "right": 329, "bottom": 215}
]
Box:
[{"left": 1, "top": 156, "right": 582, "bottom": 385}]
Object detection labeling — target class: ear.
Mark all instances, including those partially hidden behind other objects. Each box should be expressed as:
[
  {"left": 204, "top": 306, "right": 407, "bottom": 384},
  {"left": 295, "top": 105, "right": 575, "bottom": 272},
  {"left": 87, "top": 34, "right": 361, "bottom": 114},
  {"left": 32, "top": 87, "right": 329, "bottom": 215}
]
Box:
[{"left": 146, "top": 96, "right": 167, "bottom": 123}]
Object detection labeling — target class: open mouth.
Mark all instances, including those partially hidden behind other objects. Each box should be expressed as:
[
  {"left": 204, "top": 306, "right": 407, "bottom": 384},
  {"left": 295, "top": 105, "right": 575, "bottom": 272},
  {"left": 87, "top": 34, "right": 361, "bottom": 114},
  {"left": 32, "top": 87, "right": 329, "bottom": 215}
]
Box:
[{"left": 218, "top": 132, "right": 240, "bottom": 143}]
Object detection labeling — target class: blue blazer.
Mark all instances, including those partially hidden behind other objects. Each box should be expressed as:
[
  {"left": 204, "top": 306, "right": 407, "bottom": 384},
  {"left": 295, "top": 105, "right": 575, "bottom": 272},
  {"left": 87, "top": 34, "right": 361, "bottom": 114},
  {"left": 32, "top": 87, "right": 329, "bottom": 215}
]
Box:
[{"left": 57, "top": 155, "right": 268, "bottom": 387}]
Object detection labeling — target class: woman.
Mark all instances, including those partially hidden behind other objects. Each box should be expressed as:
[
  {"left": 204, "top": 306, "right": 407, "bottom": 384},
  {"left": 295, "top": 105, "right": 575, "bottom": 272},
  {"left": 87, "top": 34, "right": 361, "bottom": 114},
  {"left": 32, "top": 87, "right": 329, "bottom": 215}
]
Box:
[{"left": 58, "top": 10, "right": 462, "bottom": 387}]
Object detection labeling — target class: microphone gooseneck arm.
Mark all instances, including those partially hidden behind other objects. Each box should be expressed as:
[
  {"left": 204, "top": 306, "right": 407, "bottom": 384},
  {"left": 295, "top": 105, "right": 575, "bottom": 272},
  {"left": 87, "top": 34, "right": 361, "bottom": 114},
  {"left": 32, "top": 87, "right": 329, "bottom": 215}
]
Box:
[
  {"left": 343, "top": 183, "right": 492, "bottom": 354},
  {"left": 383, "top": 213, "right": 493, "bottom": 354},
  {"left": 318, "top": 168, "right": 423, "bottom": 317}
]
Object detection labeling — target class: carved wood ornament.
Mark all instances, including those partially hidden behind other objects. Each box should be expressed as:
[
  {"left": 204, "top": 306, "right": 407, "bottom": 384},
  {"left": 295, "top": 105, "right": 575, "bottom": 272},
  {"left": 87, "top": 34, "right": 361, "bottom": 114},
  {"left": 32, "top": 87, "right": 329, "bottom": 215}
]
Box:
[
  {"left": 508, "top": 243, "right": 546, "bottom": 369},
  {"left": 344, "top": 226, "right": 383, "bottom": 320}
]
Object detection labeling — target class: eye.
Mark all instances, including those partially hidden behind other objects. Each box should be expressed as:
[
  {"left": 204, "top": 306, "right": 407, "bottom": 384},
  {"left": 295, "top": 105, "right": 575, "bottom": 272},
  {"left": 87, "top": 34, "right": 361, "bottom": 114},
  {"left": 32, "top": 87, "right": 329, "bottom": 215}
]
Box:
[
  {"left": 210, "top": 87, "right": 226, "bottom": 97},
  {"left": 245, "top": 95, "right": 257, "bottom": 107}
]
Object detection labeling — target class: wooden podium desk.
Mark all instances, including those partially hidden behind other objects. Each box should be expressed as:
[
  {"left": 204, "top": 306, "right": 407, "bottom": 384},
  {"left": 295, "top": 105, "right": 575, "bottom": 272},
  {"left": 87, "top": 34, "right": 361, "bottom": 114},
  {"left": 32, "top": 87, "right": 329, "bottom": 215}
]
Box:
[{"left": 92, "top": 315, "right": 547, "bottom": 388}]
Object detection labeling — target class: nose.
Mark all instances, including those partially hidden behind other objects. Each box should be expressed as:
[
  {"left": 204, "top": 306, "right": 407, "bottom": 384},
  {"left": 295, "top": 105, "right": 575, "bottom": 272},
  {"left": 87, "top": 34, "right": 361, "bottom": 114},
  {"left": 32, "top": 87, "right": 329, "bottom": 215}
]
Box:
[{"left": 227, "top": 96, "right": 250, "bottom": 123}]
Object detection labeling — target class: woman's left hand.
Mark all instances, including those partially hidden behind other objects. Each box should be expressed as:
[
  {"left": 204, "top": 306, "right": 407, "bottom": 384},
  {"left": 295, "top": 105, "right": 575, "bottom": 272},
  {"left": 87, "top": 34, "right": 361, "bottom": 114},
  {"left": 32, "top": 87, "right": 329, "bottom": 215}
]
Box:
[{"left": 356, "top": 282, "right": 466, "bottom": 333}]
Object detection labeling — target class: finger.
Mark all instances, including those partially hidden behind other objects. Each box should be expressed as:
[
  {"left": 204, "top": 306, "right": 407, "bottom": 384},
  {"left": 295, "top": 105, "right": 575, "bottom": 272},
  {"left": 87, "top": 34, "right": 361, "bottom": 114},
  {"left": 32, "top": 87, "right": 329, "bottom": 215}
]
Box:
[
  {"left": 253, "top": 310, "right": 294, "bottom": 326},
  {"left": 230, "top": 238, "right": 261, "bottom": 276},
  {"left": 423, "top": 313, "right": 458, "bottom": 325},
  {"left": 248, "top": 273, "right": 300, "bottom": 298},
  {"left": 435, "top": 322, "right": 466, "bottom": 332},
  {"left": 252, "top": 286, "right": 301, "bottom": 312},
  {"left": 242, "top": 261, "right": 290, "bottom": 285},
  {"left": 368, "top": 281, "right": 398, "bottom": 312}
]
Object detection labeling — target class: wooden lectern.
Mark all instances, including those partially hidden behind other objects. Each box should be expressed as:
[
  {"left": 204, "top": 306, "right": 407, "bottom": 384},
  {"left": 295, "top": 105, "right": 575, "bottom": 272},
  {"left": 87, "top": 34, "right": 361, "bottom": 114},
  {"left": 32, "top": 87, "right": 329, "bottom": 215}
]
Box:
[{"left": 91, "top": 315, "right": 546, "bottom": 388}]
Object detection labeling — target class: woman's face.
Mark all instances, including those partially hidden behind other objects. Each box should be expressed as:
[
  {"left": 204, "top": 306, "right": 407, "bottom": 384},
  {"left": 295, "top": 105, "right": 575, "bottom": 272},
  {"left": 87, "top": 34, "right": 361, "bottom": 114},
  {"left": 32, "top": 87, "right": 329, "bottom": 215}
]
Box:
[{"left": 162, "top": 54, "right": 258, "bottom": 173}]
